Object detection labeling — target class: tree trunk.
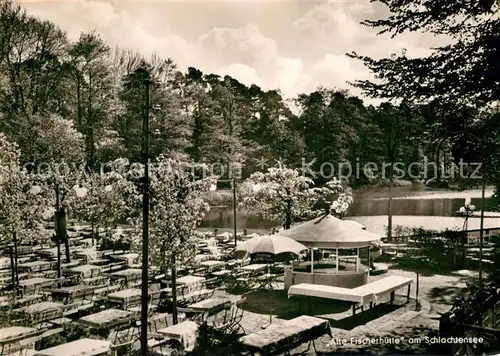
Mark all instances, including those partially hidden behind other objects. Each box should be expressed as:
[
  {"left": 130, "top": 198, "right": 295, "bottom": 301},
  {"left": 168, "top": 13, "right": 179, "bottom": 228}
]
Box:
[
  {"left": 285, "top": 199, "right": 292, "bottom": 230},
  {"left": 9, "top": 246, "right": 15, "bottom": 287},
  {"left": 171, "top": 254, "right": 178, "bottom": 325},
  {"left": 60, "top": 209, "right": 71, "bottom": 263},
  {"left": 13, "top": 232, "right": 19, "bottom": 288},
  {"left": 64, "top": 238, "right": 71, "bottom": 263},
  {"left": 77, "top": 77, "right": 82, "bottom": 130},
  {"left": 388, "top": 161, "right": 393, "bottom": 241}
]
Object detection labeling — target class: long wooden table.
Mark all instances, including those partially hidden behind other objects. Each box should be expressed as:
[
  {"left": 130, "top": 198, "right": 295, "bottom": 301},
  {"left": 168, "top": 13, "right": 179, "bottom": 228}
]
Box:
[{"left": 239, "top": 315, "right": 331, "bottom": 355}]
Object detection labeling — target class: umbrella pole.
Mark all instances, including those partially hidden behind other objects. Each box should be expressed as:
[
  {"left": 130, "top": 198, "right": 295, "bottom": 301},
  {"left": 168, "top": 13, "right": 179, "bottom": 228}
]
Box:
[
  {"left": 356, "top": 248, "right": 359, "bottom": 272},
  {"left": 367, "top": 247, "right": 371, "bottom": 282},
  {"left": 336, "top": 248, "right": 339, "bottom": 274},
  {"left": 310, "top": 249, "right": 314, "bottom": 275}
]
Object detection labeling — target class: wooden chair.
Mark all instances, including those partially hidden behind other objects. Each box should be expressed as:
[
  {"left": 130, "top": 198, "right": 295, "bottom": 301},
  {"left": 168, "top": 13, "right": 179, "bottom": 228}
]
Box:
[
  {"left": 217, "top": 298, "right": 246, "bottom": 335},
  {"left": 148, "top": 312, "right": 173, "bottom": 332}
]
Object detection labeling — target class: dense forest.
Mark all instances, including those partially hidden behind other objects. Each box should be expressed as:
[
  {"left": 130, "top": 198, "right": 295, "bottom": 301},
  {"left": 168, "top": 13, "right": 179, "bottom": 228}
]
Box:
[{"left": 0, "top": 1, "right": 498, "bottom": 194}]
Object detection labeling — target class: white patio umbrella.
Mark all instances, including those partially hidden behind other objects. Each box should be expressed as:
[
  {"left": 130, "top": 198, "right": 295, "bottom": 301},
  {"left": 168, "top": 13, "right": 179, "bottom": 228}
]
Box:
[{"left": 235, "top": 234, "right": 308, "bottom": 256}]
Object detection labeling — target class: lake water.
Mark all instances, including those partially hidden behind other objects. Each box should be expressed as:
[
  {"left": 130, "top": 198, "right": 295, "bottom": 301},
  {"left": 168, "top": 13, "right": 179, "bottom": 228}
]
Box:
[{"left": 200, "top": 186, "right": 497, "bottom": 230}]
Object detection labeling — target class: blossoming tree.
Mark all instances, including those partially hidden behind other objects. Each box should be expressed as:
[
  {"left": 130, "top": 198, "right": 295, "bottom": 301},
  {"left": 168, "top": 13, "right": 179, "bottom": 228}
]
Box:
[
  {"left": 30, "top": 116, "right": 87, "bottom": 264},
  {"left": 131, "top": 156, "right": 216, "bottom": 324},
  {"left": 319, "top": 178, "right": 354, "bottom": 218},
  {"left": 0, "top": 134, "right": 45, "bottom": 287},
  {"left": 74, "top": 158, "right": 139, "bottom": 246},
  {"left": 241, "top": 167, "right": 353, "bottom": 230}
]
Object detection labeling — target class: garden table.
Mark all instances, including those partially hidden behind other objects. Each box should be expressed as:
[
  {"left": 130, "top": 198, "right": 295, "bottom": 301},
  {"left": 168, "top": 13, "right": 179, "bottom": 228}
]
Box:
[
  {"left": 199, "top": 260, "right": 225, "bottom": 272},
  {"left": 0, "top": 257, "right": 10, "bottom": 269},
  {"left": 239, "top": 315, "right": 332, "bottom": 355},
  {"left": 0, "top": 326, "right": 44, "bottom": 355},
  {"left": 23, "top": 301, "right": 65, "bottom": 321},
  {"left": 35, "top": 338, "right": 112, "bottom": 356},
  {"left": 0, "top": 273, "right": 28, "bottom": 285},
  {"left": 37, "top": 247, "right": 61, "bottom": 259},
  {"left": 51, "top": 285, "right": 95, "bottom": 301},
  {"left": 107, "top": 288, "right": 142, "bottom": 308},
  {"left": 18, "top": 277, "right": 54, "bottom": 294},
  {"left": 0, "top": 293, "right": 43, "bottom": 309},
  {"left": 195, "top": 254, "right": 211, "bottom": 263},
  {"left": 212, "top": 270, "right": 231, "bottom": 277},
  {"left": 240, "top": 264, "right": 268, "bottom": 274},
  {"left": 157, "top": 320, "right": 199, "bottom": 352},
  {"left": 110, "top": 268, "right": 142, "bottom": 285},
  {"left": 17, "top": 261, "right": 52, "bottom": 273},
  {"left": 74, "top": 248, "right": 98, "bottom": 261},
  {"left": 79, "top": 308, "right": 132, "bottom": 329},
  {"left": 187, "top": 297, "right": 232, "bottom": 321},
  {"left": 176, "top": 275, "right": 205, "bottom": 293},
  {"left": 64, "top": 264, "right": 100, "bottom": 278},
  {"left": 111, "top": 253, "right": 139, "bottom": 266},
  {"left": 89, "top": 259, "right": 110, "bottom": 266}
]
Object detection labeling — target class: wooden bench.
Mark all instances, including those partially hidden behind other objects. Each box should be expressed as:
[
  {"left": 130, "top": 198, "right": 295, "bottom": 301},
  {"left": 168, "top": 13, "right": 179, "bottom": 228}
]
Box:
[{"left": 288, "top": 275, "right": 413, "bottom": 315}]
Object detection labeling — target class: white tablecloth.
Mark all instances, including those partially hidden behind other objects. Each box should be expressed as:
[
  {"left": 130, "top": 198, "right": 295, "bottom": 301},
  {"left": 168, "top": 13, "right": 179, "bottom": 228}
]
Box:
[{"left": 158, "top": 320, "right": 199, "bottom": 352}]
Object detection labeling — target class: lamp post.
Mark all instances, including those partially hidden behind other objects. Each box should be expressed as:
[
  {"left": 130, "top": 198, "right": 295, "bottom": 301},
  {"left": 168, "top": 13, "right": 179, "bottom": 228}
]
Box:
[
  {"left": 232, "top": 178, "right": 237, "bottom": 246},
  {"left": 31, "top": 183, "right": 87, "bottom": 283},
  {"left": 437, "top": 132, "right": 485, "bottom": 287},
  {"left": 458, "top": 200, "right": 476, "bottom": 243},
  {"left": 135, "top": 67, "right": 152, "bottom": 355},
  {"left": 209, "top": 178, "right": 238, "bottom": 246}
]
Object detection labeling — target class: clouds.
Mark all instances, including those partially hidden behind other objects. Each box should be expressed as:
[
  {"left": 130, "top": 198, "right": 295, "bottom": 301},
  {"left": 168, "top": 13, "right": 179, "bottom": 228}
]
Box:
[
  {"left": 23, "top": 1, "right": 194, "bottom": 66},
  {"left": 20, "top": 0, "right": 436, "bottom": 100},
  {"left": 199, "top": 23, "right": 308, "bottom": 96}
]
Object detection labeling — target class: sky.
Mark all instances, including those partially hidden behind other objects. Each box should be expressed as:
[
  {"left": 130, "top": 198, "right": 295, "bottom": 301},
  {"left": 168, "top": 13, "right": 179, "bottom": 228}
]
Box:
[{"left": 19, "top": 0, "right": 445, "bottom": 100}]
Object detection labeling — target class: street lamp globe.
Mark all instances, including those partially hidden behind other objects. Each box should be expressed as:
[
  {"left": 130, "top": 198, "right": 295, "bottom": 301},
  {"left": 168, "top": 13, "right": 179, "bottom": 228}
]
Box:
[
  {"left": 459, "top": 206, "right": 466, "bottom": 213},
  {"left": 252, "top": 183, "right": 262, "bottom": 193},
  {"left": 73, "top": 185, "right": 88, "bottom": 198},
  {"left": 29, "top": 185, "right": 41, "bottom": 195},
  {"left": 469, "top": 205, "right": 476, "bottom": 211}
]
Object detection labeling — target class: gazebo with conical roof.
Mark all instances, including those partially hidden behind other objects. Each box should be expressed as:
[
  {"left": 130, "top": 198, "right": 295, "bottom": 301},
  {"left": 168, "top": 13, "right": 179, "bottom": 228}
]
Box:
[{"left": 278, "top": 214, "right": 381, "bottom": 289}]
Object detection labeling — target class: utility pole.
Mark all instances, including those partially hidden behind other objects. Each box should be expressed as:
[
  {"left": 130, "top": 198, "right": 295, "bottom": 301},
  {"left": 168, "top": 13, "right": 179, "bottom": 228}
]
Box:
[
  {"left": 138, "top": 67, "right": 152, "bottom": 355},
  {"left": 55, "top": 184, "right": 61, "bottom": 285},
  {"left": 479, "top": 182, "right": 485, "bottom": 287},
  {"left": 233, "top": 177, "right": 237, "bottom": 247},
  {"left": 13, "top": 233, "right": 19, "bottom": 288}
]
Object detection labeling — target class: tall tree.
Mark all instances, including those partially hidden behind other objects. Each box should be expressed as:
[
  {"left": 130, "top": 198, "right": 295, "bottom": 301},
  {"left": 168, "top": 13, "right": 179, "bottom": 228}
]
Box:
[
  {"left": 131, "top": 157, "right": 216, "bottom": 324},
  {"left": 67, "top": 32, "right": 115, "bottom": 169},
  {"left": 348, "top": 0, "right": 500, "bottom": 199},
  {"left": 0, "top": 1, "right": 69, "bottom": 163},
  {"left": 114, "top": 51, "right": 189, "bottom": 162},
  {"left": 348, "top": 0, "right": 500, "bottom": 105}
]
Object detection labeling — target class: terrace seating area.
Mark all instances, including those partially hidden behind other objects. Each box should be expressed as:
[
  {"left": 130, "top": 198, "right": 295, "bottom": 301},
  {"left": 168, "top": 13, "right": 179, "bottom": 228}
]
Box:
[
  {"left": 0, "top": 226, "right": 311, "bottom": 355},
  {"left": 1, "top": 221, "right": 427, "bottom": 356}
]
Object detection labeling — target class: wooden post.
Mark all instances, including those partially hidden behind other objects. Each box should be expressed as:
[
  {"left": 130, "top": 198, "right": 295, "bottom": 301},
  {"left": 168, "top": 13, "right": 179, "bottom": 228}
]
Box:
[
  {"left": 335, "top": 248, "right": 339, "bottom": 274},
  {"left": 310, "top": 249, "right": 314, "bottom": 274},
  {"left": 415, "top": 272, "right": 419, "bottom": 311},
  {"left": 356, "top": 248, "right": 359, "bottom": 272},
  {"left": 367, "top": 247, "right": 371, "bottom": 282},
  {"left": 9, "top": 246, "right": 15, "bottom": 287}
]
